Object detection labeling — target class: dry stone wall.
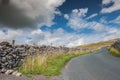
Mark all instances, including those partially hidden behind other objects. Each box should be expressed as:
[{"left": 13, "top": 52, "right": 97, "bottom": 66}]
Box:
[
  {"left": 0, "top": 41, "right": 93, "bottom": 72},
  {"left": 0, "top": 42, "right": 26, "bottom": 71},
  {"left": 111, "top": 39, "right": 120, "bottom": 51},
  {"left": 0, "top": 42, "right": 79, "bottom": 71}
]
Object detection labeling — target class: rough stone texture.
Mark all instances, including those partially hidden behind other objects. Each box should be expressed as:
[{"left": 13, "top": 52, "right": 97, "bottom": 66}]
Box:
[
  {"left": 0, "top": 42, "right": 26, "bottom": 71},
  {"left": 12, "top": 71, "right": 22, "bottom": 77},
  {"left": 16, "top": 73, "right": 22, "bottom": 77},
  {"left": 0, "top": 41, "right": 92, "bottom": 72},
  {"left": 111, "top": 39, "right": 120, "bottom": 51},
  {"left": 0, "top": 42, "right": 63, "bottom": 71},
  {"left": 5, "top": 70, "right": 14, "bottom": 75}
]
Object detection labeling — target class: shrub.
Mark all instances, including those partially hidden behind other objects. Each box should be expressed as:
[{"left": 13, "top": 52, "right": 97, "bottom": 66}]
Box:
[{"left": 109, "top": 47, "right": 120, "bottom": 57}]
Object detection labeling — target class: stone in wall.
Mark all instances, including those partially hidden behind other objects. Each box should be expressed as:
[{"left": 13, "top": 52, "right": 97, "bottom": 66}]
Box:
[
  {"left": 0, "top": 41, "right": 90, "bottom": 72},
  {"left": 111, "top": 40, "right": 120, "bottom": 51},
  {"left": 0, "top": 42, "right": 26, "bottom": 71}
]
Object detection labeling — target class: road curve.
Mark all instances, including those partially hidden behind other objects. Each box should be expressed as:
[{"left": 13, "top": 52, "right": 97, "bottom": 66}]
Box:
[
  {"left": 59, "top": 48, "right": 120, "bottom": 80},
  {"left": 1, "top": 48, "right": 120, "bottom": 80}
]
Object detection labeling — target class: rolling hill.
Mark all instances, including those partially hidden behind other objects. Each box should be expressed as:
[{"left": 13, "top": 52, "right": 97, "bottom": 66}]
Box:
[{"left": 76, "top": 39, "right": 117, "bottom": 49}]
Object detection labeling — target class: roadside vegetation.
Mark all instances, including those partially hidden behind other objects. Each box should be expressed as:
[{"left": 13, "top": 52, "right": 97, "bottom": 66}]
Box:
[
  {"left": 14, "top": 39, "right": 117, "bottom": 77},
  {"left": 16, "top": 52, "right": 90, "bottom": 77},
  {"left": 108, "top": 47, "right": 120, "bottom": 57}
]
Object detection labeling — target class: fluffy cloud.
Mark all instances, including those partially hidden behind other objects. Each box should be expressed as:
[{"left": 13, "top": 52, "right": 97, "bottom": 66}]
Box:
[
  {"left": 67, "top": 16, "right": 87, "bottom": 30},
  {"left": 25, "top": 28, "right": 84, "bottom": 47},
  {"left": 71, "top": 8, "right": 88, "bottom": 17},
  {"left": 0, "top": 28, "right": 83, "bottom": 47},
  {"left": 0, "top": 27, "right": 119, "bottom": 47},
  {"left": 12, "top": 7, "right": 118, "bottom": 47},
  {"left": 0, "top": 3, "right": 120, "bottom": 47},
  {"left": 101, "top": 0, "right": 120, "bottom": 13},
  {"left": 0, "top": 0, "right": 65, "bottom": 29},
  {"left": 0, "top": 28, "right": 23, "bottom": 42},
  {"left": 65, "top": 8, "right": 106, "bottom": 32},
  {"left": 66, "top": 8, "right": 88, "bottom": 30},
  {"left": 64, "top": 14, "right": 69, "bottom": 20},
  {"left": 25, "top": 28, "right": 109, "bottom": 47}
]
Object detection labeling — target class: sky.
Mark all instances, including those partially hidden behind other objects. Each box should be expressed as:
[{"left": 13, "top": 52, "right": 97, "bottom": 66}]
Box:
[{"left": 0, "top": 0, "right": 120, "bottom": 47}]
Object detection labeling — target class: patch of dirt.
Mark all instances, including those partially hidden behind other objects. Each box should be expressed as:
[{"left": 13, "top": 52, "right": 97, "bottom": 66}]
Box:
[{"left": 0, "top": 74, "right": 59, "bottom": 80}]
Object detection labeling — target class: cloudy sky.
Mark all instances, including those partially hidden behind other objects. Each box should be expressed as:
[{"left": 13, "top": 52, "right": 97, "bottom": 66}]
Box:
[{"left": 0, "top": 0, "right": 120, "bottom": 47}]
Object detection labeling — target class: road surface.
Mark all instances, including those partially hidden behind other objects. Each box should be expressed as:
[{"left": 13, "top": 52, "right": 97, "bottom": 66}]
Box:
[
  {"left": 59, "top": 48, "right": 120, "bottom": 80},
  {"left": 1, "top": 48, "right": 120, "bottom": 80}
]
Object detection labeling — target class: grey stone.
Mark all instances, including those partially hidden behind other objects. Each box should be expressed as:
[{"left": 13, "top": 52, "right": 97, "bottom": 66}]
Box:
[
  {"left": 5, "top": 70, "right": 14, "bottom": 75},
  {"left": 12, "top": 71, "right": 22, "bottom": 77},
  {"left": 12, "top": 71, "right": 18, "bottom": 75},
  {"left": 15, "top": 72, "right": 22, "bottom": 77},
  {"left": 1, "top": 57, "right": 7, "bottom": 62},
  {"left": 1, "top": 68, "right": 7, "bottom": 73}
]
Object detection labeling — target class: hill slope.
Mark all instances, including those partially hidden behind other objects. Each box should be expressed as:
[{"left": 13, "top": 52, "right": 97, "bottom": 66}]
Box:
[{"left": 76, "top": 39, "right": 117, "bottom": 49}]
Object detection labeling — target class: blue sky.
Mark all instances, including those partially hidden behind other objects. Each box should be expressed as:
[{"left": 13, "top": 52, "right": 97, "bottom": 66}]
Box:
[
  {"left": 0, "top": 0, "right": 120, "bottom": 47},
  {"left": 42, "top": 0, "right": 120, "bottom": 33}
]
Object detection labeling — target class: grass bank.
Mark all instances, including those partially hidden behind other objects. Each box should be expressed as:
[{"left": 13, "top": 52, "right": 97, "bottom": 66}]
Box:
[
  {"left": 16, "top": 52, "right": 90, "bottom": 76},
  {"left": 77, "top": 39, "right": 116, "bottom": 49},
  {"left": 108, "top": 47, "right": 120, "bottom": 57}
]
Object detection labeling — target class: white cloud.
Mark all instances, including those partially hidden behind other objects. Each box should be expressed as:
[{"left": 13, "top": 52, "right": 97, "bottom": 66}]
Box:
[
  {"left": 67, "top": 16, "right": 87, "bottom": 30},
  {"left": 31, "top": 29, "right": 42, "bottom": 35},
  {"left": 26, "top": 28, "right": 84, "bottom": 47},
  {"left": 66, "top": 8, "right": 89, "bottom": 30},
  {"left": 102, "top": 27, "right": 120, "bottom": 40},
  {"left": 0, "top": 4, "right": 120, "bottom": 47},
  {"left": 86, "top": 13, "right": 98, "bottom": 19},
  {"left": 0, "top": 29, "right": 23, "bottom": 43},
  {"left": 66, "top": 8, "right": 106, "bottom": 32},
  {"left": 64, "top": 14, "right": 69, "bottom": 20},
  {"left": 88, "top": 22, "right": 105, "bottom": 32},
  {"left": 71, "top": 8, "right": 88, "bottom": 17},
  {"left": 109, "top": 15, "right": 120, "bottom": 24},
  {"left": 0, "top": 27, "right": 120, "bottom": 47},
  {"left": 101, "top": 0, "right": 120, "bottom": 13},
  {"left": 25, "top": 26, "right": 120, "bottom": 47}
]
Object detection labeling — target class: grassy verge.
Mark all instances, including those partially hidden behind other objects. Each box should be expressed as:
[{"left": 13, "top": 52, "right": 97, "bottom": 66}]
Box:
[
  {"left": 16, "top": 52, "right": 90, "bottom": 77},
  {"left": 108, "top": 47, "right": 120, "bottom": 57}
]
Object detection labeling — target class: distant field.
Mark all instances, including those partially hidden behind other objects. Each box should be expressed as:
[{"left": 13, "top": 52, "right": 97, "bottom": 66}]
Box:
[{"left": 76, "top": 39, "right": 117, "bottom": 49}]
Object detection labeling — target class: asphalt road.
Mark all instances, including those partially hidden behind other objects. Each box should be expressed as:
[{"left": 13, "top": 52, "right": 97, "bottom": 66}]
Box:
[{"left": 59, "top": 48, "right": 120, "bottom": 80}]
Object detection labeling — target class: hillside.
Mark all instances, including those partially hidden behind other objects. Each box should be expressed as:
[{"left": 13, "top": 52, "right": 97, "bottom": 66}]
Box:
[{"left": 76, "top": 39, "right": 117, "bottom": 49}]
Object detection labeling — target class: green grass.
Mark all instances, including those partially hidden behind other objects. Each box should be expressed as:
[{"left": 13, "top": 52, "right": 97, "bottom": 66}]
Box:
[
  {"left": 109, "top": 47, "right": 120, "bottom": 57},
  {"left": 16, "top": 52, "right": 90, "bottom": 77}
]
